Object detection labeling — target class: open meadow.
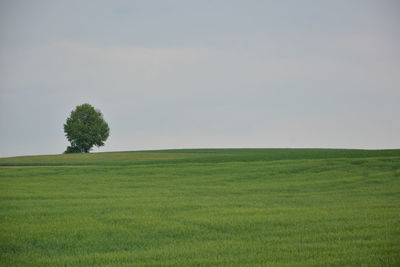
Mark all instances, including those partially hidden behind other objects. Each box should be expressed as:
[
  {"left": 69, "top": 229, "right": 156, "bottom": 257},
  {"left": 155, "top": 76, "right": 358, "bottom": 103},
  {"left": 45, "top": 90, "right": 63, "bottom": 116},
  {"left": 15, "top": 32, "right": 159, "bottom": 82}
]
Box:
[{"left": 0, "top": 148, "right": 399, "bottom": 266}]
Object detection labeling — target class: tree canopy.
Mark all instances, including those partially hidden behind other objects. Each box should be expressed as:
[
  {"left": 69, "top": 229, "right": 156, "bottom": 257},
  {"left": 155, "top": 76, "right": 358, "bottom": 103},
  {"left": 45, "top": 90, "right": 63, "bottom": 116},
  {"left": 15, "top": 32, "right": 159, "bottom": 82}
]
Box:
[{"left": 63, "top": 104, "right": 110, "bottom": 153}]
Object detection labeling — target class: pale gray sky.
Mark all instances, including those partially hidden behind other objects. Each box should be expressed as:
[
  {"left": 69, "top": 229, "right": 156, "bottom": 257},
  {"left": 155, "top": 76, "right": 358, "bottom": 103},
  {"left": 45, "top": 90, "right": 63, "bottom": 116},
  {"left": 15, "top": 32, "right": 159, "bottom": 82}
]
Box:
[{"left": 1, "top": 0, "right": 399, "bottom": 157}]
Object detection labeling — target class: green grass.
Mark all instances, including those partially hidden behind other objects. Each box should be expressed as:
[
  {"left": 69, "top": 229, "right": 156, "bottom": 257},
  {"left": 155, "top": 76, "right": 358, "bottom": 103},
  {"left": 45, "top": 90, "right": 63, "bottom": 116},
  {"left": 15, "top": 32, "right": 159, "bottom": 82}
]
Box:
[{"left": 0, "top": 148, "right": 399, "bottom": 266}]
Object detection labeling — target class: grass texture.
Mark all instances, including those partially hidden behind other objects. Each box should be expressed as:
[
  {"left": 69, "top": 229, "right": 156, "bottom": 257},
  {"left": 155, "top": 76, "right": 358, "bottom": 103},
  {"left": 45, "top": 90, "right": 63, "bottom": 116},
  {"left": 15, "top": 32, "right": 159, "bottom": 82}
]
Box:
[{"left": 0, "top": 148, "right": 399, "bottom": 266}]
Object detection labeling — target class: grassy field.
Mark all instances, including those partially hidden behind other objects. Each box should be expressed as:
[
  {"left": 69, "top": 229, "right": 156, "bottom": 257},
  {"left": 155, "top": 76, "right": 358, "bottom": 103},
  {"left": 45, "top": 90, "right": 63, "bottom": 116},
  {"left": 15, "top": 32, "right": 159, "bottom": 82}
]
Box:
[{"left": 0, "top": 148, "right": 399, "bottom": 266}]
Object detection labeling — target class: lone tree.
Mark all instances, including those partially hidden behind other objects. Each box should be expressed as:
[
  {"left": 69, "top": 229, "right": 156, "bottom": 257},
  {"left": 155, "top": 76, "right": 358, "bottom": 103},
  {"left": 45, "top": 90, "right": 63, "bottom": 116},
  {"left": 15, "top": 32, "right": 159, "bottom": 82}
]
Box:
[{"left": 64, "top": 103, "right": 110, "bottom": 153}]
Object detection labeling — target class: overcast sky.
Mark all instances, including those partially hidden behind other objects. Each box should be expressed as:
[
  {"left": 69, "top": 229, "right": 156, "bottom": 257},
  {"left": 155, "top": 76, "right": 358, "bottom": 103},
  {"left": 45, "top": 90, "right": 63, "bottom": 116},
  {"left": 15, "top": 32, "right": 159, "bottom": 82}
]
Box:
[{"left": 0, "top": 0, "right": 399, "bottom": 157}]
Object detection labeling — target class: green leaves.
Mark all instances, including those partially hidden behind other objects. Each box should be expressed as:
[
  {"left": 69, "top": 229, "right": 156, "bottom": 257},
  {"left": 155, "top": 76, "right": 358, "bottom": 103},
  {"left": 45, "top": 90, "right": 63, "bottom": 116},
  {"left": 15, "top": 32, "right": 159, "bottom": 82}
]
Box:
[{"left": 63, "top": 104, "right": 110, "bottom": 153}]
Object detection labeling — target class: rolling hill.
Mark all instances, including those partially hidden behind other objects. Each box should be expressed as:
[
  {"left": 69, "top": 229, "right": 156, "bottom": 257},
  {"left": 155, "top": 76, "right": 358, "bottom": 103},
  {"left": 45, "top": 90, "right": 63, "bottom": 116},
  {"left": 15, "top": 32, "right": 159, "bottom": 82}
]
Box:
[{"left": 1, "top": 148, "right": 399, "bottom": 266}]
